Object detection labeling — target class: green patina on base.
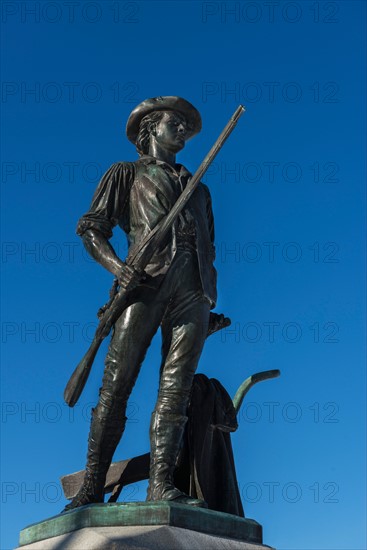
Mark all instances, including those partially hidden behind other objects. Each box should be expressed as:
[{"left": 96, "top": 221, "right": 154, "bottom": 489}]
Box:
[{"left": 19, "top": 502, "right": 263, "bottom": 547}]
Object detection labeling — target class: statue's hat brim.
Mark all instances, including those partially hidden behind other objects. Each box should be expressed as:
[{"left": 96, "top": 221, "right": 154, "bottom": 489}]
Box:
[{"left": 126, "top": 96, "right": 202, "bottom": 144}]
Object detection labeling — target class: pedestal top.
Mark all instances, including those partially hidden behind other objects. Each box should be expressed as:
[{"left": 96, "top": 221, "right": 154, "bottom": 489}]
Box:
[{"left": 19, "top": 501, "right": 264, "bottom": 547}]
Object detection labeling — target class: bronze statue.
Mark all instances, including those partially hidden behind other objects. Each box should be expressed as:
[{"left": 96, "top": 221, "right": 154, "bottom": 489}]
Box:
[{"left": 63, "top": 97, "right": 244, "bottom": 512}]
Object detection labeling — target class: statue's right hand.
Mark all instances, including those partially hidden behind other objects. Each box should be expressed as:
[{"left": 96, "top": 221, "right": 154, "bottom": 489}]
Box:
[{"left": 118, "top": 263, "right": 143, "bottom": 292}]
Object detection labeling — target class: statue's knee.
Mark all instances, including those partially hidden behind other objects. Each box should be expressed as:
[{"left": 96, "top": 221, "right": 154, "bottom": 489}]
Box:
[
  {"left": 104, "top": 353, "right": 120, "bottom": 376},
  {"left": 94, "top": 390, "right": 128, "bottom": 422},
  {"left": 155, "top": 389, "right": 190, "bottom": 417}
]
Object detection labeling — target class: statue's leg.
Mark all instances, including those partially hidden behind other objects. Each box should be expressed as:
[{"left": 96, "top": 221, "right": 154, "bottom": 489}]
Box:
[
  {"left": 63, "top": 286, "right": 165, "bottom": 511},
  {"left": 147, "top": 250, "right": 210, "bottom": 505}
]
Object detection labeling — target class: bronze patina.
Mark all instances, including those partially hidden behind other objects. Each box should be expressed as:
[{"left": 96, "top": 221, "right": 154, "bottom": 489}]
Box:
[{"left": 62, "top": 97, "right": 244, "bottom": 512}]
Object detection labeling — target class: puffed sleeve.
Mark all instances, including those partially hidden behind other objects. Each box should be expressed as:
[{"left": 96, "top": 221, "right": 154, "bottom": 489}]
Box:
[{"left": 76, "top": 162, "right": 135, "bottom": 239}]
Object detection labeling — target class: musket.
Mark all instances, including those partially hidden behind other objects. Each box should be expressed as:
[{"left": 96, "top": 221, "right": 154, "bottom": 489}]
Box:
[{"left": 64, "top": 105, "right": 245, "bottom": 407}]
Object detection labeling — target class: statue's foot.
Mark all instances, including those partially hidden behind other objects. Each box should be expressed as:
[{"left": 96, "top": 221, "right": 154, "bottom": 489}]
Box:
[
  {"left": 169, "top": 494, "right": 207, "bottom": 507},
  {"left": 147, "top": 485, "right": 207, "bottom": 507},
  {"left": 61, "top": 472, "right": 104, "bottom": 513},
  {"left": 62, "top": 494, "right": 102, "bottom": 513}
]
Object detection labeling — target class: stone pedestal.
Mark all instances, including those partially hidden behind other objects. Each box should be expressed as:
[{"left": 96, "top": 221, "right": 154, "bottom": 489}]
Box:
[{"left": 17, "top": 502, "right": 274, "bottom": 549}]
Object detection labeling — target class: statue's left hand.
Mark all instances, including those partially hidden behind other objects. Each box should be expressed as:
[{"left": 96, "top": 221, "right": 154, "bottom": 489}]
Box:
[{"left": 207, "top": 313, "right": 231, "bottom": 337}]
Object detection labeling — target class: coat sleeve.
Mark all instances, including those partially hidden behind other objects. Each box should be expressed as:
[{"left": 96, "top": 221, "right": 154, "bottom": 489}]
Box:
[{"left": 76, "top": 162, "right": 134, "bottom": 239}]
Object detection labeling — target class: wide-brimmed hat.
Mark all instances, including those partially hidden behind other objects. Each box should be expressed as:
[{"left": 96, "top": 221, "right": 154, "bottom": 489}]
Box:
[{"left": 126, "top": 96, "right": 202, "bottom": 144}]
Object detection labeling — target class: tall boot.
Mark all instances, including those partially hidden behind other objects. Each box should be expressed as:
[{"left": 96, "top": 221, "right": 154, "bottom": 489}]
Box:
[
  {"left": 62, "top": 407, "right": 126, "bottom": 512},
  {"left": 146, "top": 411, "right": 206, "bottom": 507}
]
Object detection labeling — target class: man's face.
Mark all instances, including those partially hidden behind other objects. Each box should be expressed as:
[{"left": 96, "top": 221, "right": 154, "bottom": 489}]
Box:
[{"left": 152, "top": 111, "right": 188, "bottom": 153}]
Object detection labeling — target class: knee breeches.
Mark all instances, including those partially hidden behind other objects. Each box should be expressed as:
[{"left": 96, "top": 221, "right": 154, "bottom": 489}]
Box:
[{"left": 98, "top": 249, "right": 210, "bottom": 417}]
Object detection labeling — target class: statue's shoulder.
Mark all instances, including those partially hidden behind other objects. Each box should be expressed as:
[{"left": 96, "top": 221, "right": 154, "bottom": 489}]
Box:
[
  {"left": 108, "top": 160, "right": 136, "bottom": 171},
  {"left": 102, "top": 161, "right": 137, "bottom": 184}
]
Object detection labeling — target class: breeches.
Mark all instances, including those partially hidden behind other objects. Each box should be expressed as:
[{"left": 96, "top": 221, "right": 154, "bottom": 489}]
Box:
[{"left": 96, "top": 250, "right": 211, "bottom": 421}]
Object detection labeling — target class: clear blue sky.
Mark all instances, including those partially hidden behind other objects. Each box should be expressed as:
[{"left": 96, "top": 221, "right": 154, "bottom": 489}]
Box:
[{"left": 1, "top": 1, "right": 366, "bottom": 549}]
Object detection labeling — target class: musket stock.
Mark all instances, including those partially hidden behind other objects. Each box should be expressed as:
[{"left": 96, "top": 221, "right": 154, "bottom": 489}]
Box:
[
  {"left": 64, "top": 341, "right": 101, "bottom": 407},
  {"left": 64, "top": 105, "right": 245, "bottom": 407}
]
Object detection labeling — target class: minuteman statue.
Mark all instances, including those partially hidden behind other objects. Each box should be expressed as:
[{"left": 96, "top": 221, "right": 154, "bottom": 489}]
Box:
[{"left": 64, "top": 96, "right": 224, "bottom": 511}]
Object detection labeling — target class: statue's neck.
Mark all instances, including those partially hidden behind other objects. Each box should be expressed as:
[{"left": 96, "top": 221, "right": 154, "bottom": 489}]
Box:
[{"left": 148, "top": 140, "right": 176, "bottom": 168}]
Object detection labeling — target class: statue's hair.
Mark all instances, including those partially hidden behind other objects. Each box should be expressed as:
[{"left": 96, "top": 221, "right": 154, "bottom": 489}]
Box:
[{"left": 136, "top": 111, "right": 166, "bottom": 156}]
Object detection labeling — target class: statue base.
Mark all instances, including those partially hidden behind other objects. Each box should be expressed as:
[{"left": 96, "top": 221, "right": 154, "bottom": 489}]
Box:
[{"left": 17, "top": 502, "right": 274, "bottom": 549}]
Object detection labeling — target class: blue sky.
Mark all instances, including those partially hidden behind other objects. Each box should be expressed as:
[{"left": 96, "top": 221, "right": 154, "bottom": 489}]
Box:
[{"left": 1, "top": 1, "right": 366, "bottom": 549}]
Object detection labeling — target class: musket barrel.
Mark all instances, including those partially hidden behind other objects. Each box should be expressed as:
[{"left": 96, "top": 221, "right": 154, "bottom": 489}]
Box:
[{"left": 194, "top": 105, "right": 245, "bottom": 182}]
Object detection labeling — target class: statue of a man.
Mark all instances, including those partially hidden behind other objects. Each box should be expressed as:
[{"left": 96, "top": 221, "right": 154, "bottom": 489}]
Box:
[{"left": 64, "top": 97, "right": 218, "bottom": 511}]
